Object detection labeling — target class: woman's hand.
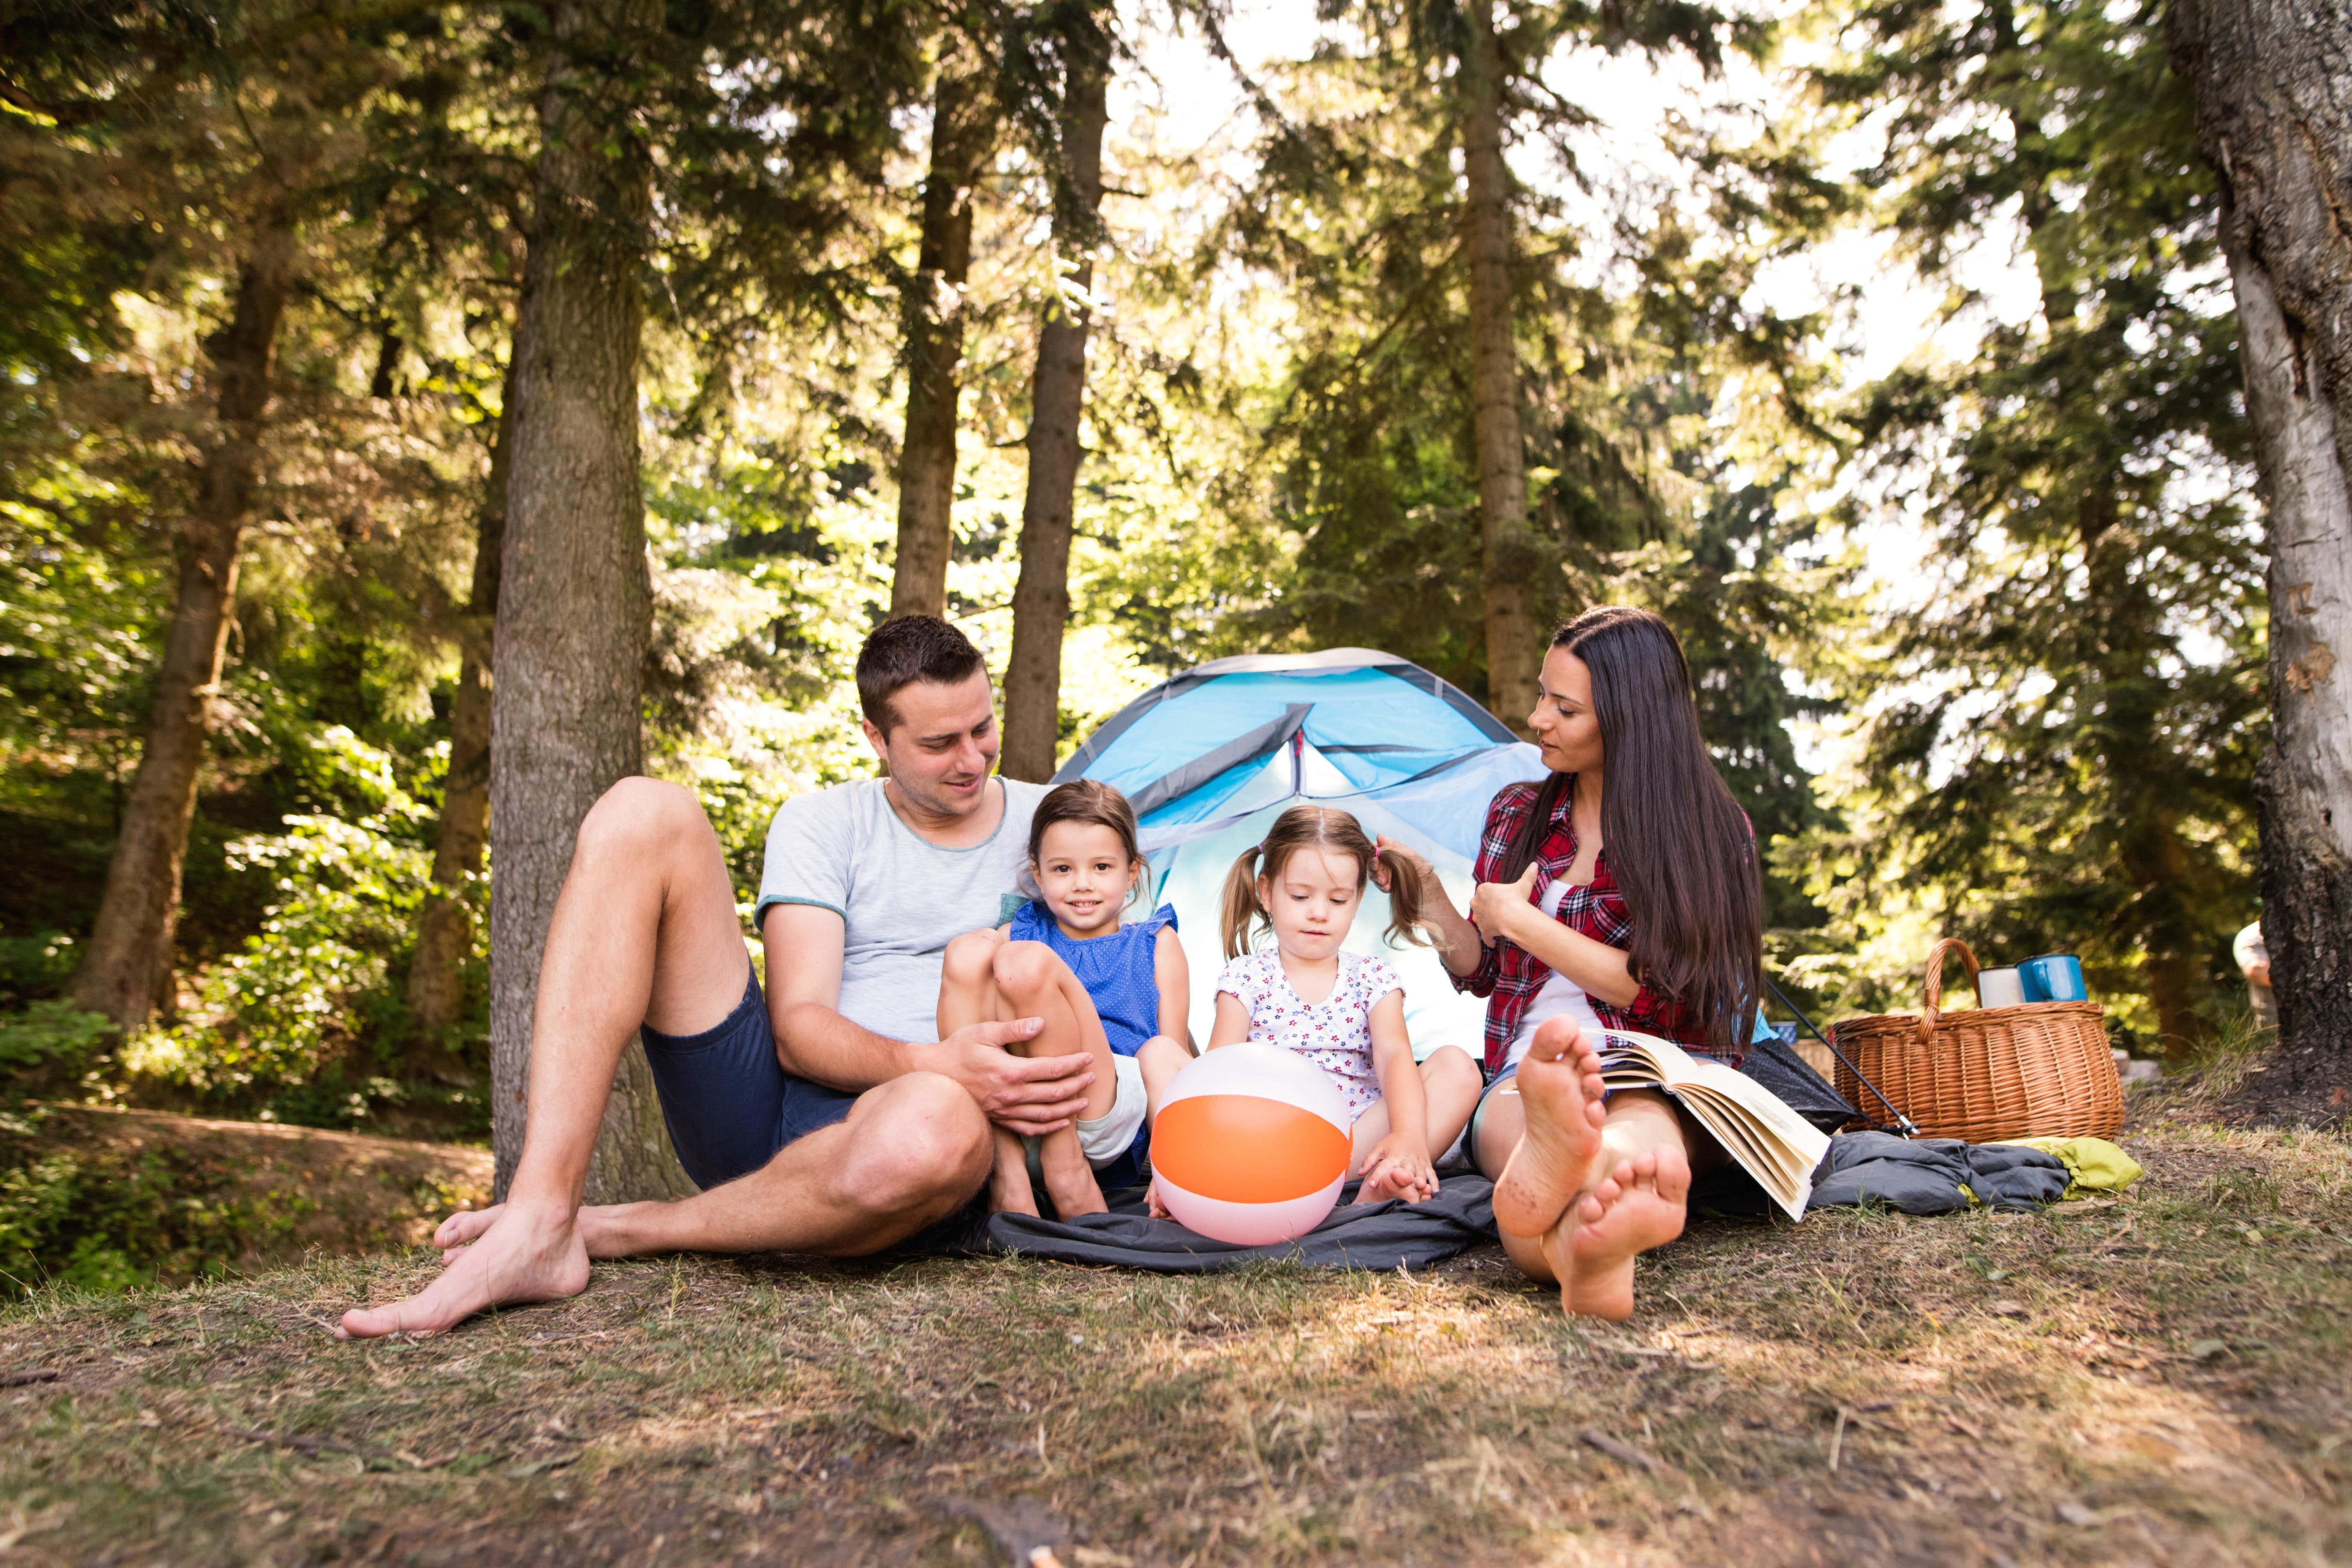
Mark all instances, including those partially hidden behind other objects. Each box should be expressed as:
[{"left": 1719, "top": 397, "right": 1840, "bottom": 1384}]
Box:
[
  {"left": 1468, "top": 863, "right": 1538, "bottom": 946},
  {"left": 1370, "top": 835, "right": 1431, "bottom": 894},
  {"left": 1375, "top": 834, "right": 1487, "bottom": 971}
]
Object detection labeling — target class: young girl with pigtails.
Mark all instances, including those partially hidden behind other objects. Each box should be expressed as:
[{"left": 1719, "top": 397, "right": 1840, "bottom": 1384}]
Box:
[{"left": 1194, "top": 804, "right": 1484, "bottom": 1205}]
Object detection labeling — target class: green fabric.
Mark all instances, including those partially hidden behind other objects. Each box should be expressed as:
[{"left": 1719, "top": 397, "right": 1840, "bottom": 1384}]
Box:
[{"left": 1993, "top": 1136, "right": 2144, "bottom": 1200}]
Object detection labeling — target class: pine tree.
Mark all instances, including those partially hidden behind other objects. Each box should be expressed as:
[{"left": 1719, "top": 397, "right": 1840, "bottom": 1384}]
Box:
[
  {"left": 1809, "top": 0, "right": 2263, "bottom": 1050},
  {"left": 2170, "top": 0, "right": 2352, "bottom": 1096}
]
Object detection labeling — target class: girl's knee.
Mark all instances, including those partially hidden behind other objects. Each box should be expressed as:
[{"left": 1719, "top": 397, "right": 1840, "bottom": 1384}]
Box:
[
  {"left": 1423, "top": 1044, "right": 1480, "bottom": 1090},
  {"left": 1137, "top": 1034, "right": 1190, "bottom": 1068},
  {"left": 940, "top": 929, "right": 1003, "bottom": 990},
  {"left": 989, "top": 939, "right": 1062, "bottom": 996}
]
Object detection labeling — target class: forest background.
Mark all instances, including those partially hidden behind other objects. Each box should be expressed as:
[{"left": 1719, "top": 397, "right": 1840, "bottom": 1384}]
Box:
[{"left": 0, "top": 0, "right": 2306, "bottom": 1209}]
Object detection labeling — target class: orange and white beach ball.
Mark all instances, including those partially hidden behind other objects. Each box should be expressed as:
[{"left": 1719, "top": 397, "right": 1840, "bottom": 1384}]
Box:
[{"left": 1150, "top": 1043, "right": 1351, "bottom": 1245}]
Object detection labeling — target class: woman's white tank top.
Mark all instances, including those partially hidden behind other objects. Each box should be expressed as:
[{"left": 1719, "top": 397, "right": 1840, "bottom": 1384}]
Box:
[{"left": 1505, "top": 876, "right": 1606, "bottom": 1068}]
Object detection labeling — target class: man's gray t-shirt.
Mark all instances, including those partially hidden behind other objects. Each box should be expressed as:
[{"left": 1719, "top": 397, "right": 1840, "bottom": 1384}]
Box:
[{"left": 755, "top": 777, "right": 1045, "bottom": 1043}]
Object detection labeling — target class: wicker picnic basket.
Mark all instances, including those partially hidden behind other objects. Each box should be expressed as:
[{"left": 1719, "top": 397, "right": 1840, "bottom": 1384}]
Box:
[{"left": 1829, "top": 938, "right": 2123, "bottom": 1142}]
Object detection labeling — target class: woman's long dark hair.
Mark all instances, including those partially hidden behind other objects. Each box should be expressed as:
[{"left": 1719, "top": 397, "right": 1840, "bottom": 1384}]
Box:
[{"left": 1500, "top": 606, "right": 1762, "bottom": 1056}]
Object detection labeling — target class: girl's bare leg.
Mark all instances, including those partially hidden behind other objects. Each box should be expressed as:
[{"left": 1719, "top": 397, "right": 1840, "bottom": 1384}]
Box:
[
  {"left": 1344, "top": 1046, "right": 1483, "bottom": 1202},
  {"left": 1136, "top": 1034, "right": 1192, "bottom": 1218},
  {"left": 989, "top": 941, "right": 1117, "bottom": 1219},
  {"left": 939, "top": 930, "right": 1035, "bottom": 1216}
]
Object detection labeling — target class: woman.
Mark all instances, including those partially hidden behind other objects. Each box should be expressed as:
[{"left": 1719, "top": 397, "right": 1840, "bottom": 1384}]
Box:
[{"left": 1376, "top": 606, "right": 1762, "bottom": 1319}]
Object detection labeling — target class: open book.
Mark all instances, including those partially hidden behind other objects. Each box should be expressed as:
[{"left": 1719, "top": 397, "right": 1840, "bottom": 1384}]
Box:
[{"left": 1585, "top": 1029, "right": 1832, "bottom": 1221}]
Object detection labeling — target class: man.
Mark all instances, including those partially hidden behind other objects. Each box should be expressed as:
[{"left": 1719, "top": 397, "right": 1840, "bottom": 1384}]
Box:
[{"left": 340, "top": 616, "right": 1089, "bottom": 1338}]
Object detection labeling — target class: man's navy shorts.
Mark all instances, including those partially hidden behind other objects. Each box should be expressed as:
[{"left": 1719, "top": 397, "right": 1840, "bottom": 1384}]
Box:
[{"left": 639, "top": 970, "right": 857, "bottom": 1191}]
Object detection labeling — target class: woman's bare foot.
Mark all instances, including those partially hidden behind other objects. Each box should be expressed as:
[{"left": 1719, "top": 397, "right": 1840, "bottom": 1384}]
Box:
[
  {"left": 989, "top": 1130, "right": 1041, "bottom": 1217},
  {"left": 1492, "top": 1019, "right": 1610, "bottom": 1237},
  {"left": 1537, "top": 1146, "right": 1690, "bottom": 1321},
  {"left": 338, "top": 1199, "right": 590, "bottom": 1339}
]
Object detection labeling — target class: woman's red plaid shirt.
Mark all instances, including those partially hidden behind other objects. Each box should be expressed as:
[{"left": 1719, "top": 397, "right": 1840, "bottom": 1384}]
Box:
[{"left": 1448, "top": 779, "right": 1720, "bottom": 1077}]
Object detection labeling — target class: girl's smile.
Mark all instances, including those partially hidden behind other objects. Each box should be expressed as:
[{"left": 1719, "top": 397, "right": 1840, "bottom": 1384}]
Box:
[{"left": 1034, "top": 819, "right": 1141, "bottom": 940}]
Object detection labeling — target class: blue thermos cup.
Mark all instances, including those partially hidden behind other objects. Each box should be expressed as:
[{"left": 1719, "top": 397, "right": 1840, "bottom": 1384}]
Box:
[{"left": 2019, "top": 953, "right": 2088, "bottom": 1003}]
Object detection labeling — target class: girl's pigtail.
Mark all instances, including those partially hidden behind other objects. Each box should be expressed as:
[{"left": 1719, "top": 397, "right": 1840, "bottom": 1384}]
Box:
[
  {"left": 1220, "top": 844, "right": 1266, "bottom": 959},
  {"left": 1378, "top": 845, "right": 1437, "bottom": 948}
]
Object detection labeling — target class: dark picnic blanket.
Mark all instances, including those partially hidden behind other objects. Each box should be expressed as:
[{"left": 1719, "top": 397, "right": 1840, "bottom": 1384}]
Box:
[{"left": 942, "top": 1176, "right": 1497, "bottom": 1274}]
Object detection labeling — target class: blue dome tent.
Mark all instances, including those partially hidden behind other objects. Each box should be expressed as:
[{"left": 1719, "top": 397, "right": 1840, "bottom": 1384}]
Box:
[{"left": 1051, "top": 648, "right": 1549, "bottom": 1062}]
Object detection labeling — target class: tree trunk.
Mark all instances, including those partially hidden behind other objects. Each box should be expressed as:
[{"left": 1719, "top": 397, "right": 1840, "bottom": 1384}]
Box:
[
  {"left": 71, "top": 222, "right": 299, "bottom": 1027},
  {"left": 1000, "top": 14, "right": 1110, "bottom": 784},
  {"left": 2170, "top": 0, "right": 2352, "bottom": 1090},
  {"left": 490, "top": 0, "right": 692, "bottom": 1203},
  {"left": 405, "top": 360, "right": 512, "bottom": 1073},
  {"left": 890, "top": 48, "right": 991, "bottom": 621},
  {"left": 1461, "top": 0, "right": 1540, "bottom": 735}
]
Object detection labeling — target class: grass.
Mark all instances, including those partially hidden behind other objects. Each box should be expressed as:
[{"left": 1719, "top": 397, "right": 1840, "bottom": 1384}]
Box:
[{"left": 0, "top": 1113, "right": 2347, "bottom": 1566}]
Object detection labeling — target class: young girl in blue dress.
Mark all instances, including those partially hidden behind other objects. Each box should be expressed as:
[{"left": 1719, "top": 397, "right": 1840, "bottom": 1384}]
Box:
[{"left": 938, "top": 780, "right": 1192, "bottom": 1217}]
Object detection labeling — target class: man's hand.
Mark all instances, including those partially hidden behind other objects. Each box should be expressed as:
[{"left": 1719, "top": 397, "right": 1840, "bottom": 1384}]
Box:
[
  {"left": 930, "top": 1018, "right": 1095, "bottom": 1136},
  {"left": 1469, "top": 863, "right": 1539, "bottom": 945}
]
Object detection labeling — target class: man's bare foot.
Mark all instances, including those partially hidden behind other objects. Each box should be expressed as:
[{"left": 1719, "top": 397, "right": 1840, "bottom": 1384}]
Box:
[
  {"left": 439, "top": 1202, "right": 646, "bottom": 1263},
  {"left": 434, "top": 1205, "right": 499, "bottom": 1252},
  {"left": 338, "top": 1200, "right": 589, "bottom": 1339},
  {"left": 990, "top": 1131, "right": 1040, "bottom": 1217},
  {"left": 1536, "top": 1146, "right": 1690, "bottom": 1321},
  {"left": 1492, "top": 1019, "right": 1610, "bottom": 1237}
]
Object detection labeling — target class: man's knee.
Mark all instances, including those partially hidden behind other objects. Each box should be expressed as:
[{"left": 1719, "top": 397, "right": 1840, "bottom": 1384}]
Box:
[
  {"left": 842, "top": 1072, "right": 989, "bottom": 1210},
  {"left": 941, "top": 929, "right": 1003, "bottom": 991},
  {"left": 574, "top": 777, "right": 708, "bottom": 868},
  {"left": 989, "top": 939, "right": 1060, "bottom": 997}
]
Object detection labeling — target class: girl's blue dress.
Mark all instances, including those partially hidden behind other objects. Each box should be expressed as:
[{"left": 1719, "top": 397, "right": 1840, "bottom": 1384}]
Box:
[{"left": 1005, "top": 899, "right": 1178, "bottom": 1189}]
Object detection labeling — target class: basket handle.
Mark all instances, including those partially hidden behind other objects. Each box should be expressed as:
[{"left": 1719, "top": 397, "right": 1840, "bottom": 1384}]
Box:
[{"left": 1915, "top": 937, "right": 1982, "bottom": 1048}]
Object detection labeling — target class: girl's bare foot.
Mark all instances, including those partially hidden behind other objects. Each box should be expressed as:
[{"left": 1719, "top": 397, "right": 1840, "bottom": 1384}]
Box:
[
  {"left": 989, "top": 1130, "right": 1041, "bottom": 1217},
  {"left": 1492, "top": 1019, "right": 1610, "bottom": 1237},
  {"left": 1039, "top": 1138, "right": 1108, "bottom": 1219},
  {"left": 1536, "top": 1146, "right": 1690, "bottom": 1321},
  {"left": 339, "top": 1200, "right": 590, "bottom": 1339},
  {"left": 1354, "top": 1159, "right": 1432, "bottom": 1204}
]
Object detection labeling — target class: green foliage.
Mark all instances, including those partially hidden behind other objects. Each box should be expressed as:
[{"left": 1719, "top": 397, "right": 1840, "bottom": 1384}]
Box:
[
  {"left": 0, "top": 1109, "right": 297, "bottom": 1298},
  {"left": 114, "top": 730, "right": 476, "bottom": 1129},
  {"left": 0, "top": 999, "right": 113, "bottom": 1078},
  {"left": 1791, "top": 0, "right": 2262, "bottom": 1047}
]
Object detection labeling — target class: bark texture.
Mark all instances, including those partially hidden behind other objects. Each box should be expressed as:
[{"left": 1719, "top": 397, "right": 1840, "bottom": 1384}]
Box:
[
  {"left": 1462, "top": 0, "right": 1540, "bottom": 735},
  {"left": 2170, "top": 0, "right": 2352, "bottom": 1085},
  {"left": 890, "top": 50, "right": 991, "bottom": 621},
  {"left": 1000, "top": 16, "right": 1110, "bottom": 784},
  {"left": 71, "top": 223, "right": 299, "bottom": 1027},
  {"left": 490, "top": 0, "right": 692, "bottom": 1203},
  {"left": 404, "top": 367, "right": 510, "bottom": 1068}
]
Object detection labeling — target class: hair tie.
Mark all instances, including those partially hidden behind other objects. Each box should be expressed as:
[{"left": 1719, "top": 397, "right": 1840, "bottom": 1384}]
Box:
[{"left": 1250, "top": 842, "right": 1263, "bottom": 855}]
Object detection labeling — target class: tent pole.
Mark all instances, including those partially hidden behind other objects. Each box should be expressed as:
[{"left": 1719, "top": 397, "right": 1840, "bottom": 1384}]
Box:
[{"left": 1764, "top": 977, "right": 1919, "bottom": 1138}]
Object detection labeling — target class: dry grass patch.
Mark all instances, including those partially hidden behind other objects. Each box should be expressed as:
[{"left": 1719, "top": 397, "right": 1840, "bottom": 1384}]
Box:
[{"left": 0, "top": 1116, "right": 2346, "bottom": 1566}]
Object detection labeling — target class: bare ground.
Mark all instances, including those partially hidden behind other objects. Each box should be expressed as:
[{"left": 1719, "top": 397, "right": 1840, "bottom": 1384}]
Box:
[{"left": 0, "top": 1105, "right": 2346, "bottom": 1567}]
